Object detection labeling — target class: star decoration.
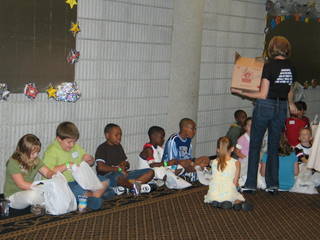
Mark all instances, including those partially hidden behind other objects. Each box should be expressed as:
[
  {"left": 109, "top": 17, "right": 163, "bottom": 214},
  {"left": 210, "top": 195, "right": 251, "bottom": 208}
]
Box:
[
  {"left": 66, "top": 0, "right": 77, "bottom": 9},
  {"left": 70, "top": 22, "right": 80, "bottom": 37},
  {"left": 46, "top": 85, "right": 57, "bottom": 99}
]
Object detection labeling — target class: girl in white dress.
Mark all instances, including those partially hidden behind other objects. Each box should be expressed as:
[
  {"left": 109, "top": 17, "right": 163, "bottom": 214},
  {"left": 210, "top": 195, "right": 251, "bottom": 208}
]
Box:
[{"left": 204, "top": 136, "right": 253, "bottom": 211}]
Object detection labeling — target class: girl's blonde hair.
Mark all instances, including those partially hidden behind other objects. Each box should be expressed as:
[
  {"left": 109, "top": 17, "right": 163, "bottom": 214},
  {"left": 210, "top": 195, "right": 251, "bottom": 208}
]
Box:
[
  {"left": 268, "top": 36, "right": 292, "bottom": 59},
  {"left": 11, "top": 134, "right": 41, "bottom": 170},
  {"left": 216, "top": 136, "right": 233, "bottom": 172},
  {"left": 278, "top": 133, "right": 292, "bottom": 156}
]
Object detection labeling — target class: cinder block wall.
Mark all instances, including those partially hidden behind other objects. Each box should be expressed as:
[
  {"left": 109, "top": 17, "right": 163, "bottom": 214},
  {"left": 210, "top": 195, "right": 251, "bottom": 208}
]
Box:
[{"left": 196, "top": 0, "right": 266, "bottom": 156}]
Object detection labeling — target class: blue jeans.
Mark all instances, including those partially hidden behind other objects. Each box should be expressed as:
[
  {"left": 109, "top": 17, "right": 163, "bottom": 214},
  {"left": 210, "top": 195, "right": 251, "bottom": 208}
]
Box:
[
  {"left": 244, "top": 99, "right": 287, "bottom": 189},
  {"left": 68, "top": 175, "right": 106, "bottom": 210},
  {"left": 102, "top": 168, "right": 152, "bottom": 200}
]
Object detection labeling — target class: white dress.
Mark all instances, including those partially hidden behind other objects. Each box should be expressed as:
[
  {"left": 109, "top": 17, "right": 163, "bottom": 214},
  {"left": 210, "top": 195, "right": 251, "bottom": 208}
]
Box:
[{"left": 204, "top": 158, "right": 245, "bottom": 203}]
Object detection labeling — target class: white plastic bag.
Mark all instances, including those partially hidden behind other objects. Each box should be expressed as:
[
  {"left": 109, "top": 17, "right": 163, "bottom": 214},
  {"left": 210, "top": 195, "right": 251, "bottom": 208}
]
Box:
[
  {"left": 165, "top": 170, "right": 192, "bottom": 189},
  {"left": 195, "top": 166, "right": 211, "bottom": 186},
  {"left": 290, "top": 164, "right": 318, "bottom": 195},
  {"left": 72, "top": 161, "right": 103, "bottom": 191},
  {"left": 43, "top": 172, "right": 77, "bottom": 215}
]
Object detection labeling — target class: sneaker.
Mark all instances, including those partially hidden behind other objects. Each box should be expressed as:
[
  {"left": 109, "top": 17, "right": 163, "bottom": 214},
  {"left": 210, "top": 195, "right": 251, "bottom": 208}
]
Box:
[
  {"left": 220, "top": 201, "right": 233, "bottom": 209},
  {"left": 234, "top": 202, "right": 254, "bottom": 211},
  {"left": 265, "top": 187, "right": 279, "bottom": 195},
  {"left": 31, "top": 204, "right": 45, "bottom": 216},
  {"left": 140, "top": 184, "right": 152, "bottom": 194},
  {"left": 240, "top": 186, "right": 256, "bottom": 193},
  {"left": 113, "top": 186, "right": 126, "bottom": 195},
  {"left": 209, "top": 201, "right": 220, "bottom": 208}
]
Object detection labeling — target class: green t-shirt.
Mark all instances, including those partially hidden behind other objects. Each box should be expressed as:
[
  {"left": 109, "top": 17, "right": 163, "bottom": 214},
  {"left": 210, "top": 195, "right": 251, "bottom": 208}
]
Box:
[
  {"left": 4, "top": 157, "right": 44, "bottom": 197},
  {"left": 42, "top": 139, "right": 86, "bottom": 182}
]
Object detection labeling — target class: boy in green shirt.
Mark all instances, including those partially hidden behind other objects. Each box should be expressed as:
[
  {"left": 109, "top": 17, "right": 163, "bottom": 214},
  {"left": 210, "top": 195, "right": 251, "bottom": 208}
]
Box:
[{"left": 43, "top": 122, "right": 108, "bottom": 210}]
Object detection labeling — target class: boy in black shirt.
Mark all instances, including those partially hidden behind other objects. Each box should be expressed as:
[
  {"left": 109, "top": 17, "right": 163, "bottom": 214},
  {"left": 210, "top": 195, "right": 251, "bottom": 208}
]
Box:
[{"left": 95, "top": 123, "right": 154, "bottom": 197}]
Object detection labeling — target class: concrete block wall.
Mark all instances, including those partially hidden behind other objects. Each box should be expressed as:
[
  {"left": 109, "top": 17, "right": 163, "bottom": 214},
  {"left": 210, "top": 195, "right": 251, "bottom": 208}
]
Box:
[
  {"left": 0, "top": 0, "right": 173, "bottom": 191},
  {"left": 196, "top": 0, "right": 266, "bottom": 156}
]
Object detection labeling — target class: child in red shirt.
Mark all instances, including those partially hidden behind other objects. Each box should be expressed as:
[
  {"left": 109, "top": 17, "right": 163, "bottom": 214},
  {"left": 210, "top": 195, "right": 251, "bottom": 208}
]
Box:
[{"left": 285, "top": 101, "right": 309, "bottom": 146}]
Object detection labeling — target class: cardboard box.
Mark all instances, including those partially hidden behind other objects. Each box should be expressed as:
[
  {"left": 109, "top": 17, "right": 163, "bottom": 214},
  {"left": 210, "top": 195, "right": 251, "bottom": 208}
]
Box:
[{"left": 231, "top": 52, "right": 264, "bottom": 91}]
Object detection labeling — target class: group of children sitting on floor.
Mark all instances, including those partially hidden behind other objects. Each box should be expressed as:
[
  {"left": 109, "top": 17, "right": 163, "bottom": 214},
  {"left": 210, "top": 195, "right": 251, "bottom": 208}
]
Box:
[{"left": 3, "top": 100, "right": 318, "bottom": 214}]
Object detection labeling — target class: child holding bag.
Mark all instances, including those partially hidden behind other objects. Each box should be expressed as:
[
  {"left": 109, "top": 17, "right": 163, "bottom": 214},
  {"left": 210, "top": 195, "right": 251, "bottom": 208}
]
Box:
[{"left": 4, "top": 134, "right": 68, "bottom": 210}]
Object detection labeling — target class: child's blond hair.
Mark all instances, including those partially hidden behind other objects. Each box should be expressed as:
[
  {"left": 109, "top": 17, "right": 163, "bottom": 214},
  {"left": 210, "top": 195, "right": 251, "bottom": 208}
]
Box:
[
  {"left": 11, "top": 134, "right": 41, "bottom": 170},
  {"left": 216, "top": 136, "right": 233, "bottom": 171}
]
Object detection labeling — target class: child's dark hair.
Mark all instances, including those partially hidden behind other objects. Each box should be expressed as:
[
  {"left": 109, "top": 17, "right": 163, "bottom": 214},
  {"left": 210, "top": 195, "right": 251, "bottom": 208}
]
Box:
[
  {"left": 56, "top": 122, "right": 79, "bottom": 140},
  {"left": 104, "top": 123, "right": 120, "bottom": 134},
  {"left": 11, "top": 134, "right": 41, "bottom": 170},
  {"left": 148, "top": 126, "right": 165, "bottom": 138},
  {"left": 216, "top": 136, "right": 233, "bottom": 171},
  {"left": 234, "top": 110, "right": 246, "bottom": 121},
  {"left": 295, "top": 101, "right": 307, "bottom": 111},
  {"left": 245, "top": 117, "right": 252, "bottom": 126},
  {"left": 279, "top": 134, "right": 292, "bottom": 156},
  {"left": 179, "top": 118, "right": 195, "bottom": 130}
]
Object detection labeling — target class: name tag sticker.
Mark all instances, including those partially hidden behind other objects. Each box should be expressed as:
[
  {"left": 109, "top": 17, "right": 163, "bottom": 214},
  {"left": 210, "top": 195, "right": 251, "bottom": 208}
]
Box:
[
  {"left": 289, "top": 120, "right": 295, "bottom": 125},
  {"left": 72, "top": 151, "right": 79, "bottom": 159}
]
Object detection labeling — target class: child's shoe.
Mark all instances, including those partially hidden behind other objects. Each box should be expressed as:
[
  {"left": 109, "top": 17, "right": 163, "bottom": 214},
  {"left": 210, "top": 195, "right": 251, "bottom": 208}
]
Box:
[
  {"left": 233, "top": 202, "right": 253, "bottom": 211},
  {"left": 113, "top": 186, "right": 126, "bottom": 195},
  {"left": 220, "top": 201, "right": 233, "bottom": 209}
]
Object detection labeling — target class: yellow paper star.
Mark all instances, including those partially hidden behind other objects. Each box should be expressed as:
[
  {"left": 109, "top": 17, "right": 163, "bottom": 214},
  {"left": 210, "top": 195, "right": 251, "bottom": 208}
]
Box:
[
  {"left": 70, "top": 22, "right": 80, "bottom": 37},
  {"left": 66, "top": 0, "right": 77, "bottom": 9},
  {"left": 47, "top": 85, "right": 57, "bottom": 99}
]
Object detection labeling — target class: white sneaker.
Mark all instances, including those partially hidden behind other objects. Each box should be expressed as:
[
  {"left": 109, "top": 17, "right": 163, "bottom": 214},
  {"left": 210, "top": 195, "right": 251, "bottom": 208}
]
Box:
[
  {"left": 113, "top": 186, "right": 126, "bottom": 195},
  {"left": 140, "top": 184, "right": 151, "bottom": 194}
]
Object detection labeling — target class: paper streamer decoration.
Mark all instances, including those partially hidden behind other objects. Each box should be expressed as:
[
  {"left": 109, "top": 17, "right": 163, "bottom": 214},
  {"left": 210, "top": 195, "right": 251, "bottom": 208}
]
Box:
[{"left": 55, "top": 82, "right": 81, "bottom": 103}]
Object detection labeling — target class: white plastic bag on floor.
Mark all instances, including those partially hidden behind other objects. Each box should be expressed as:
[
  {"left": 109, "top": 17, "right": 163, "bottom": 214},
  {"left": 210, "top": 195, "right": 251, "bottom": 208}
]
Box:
[
  {"left": 165, "top": 170, "right": 192, "bottom": 189},
  {"left": 72, "top": 161, "right": 103, "bottom": 191},
  {"left": 195, "top": 166, "right": 211, "bottom": 186},
  {"left": 43, "top": 172, "right": 77, "bottom": 215},
  {"left": 290, "top": 164, "right": 318, "bottom": 194}
]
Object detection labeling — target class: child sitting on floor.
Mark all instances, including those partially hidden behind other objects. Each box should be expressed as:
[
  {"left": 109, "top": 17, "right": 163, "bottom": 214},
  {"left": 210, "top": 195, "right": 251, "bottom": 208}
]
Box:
[
  {"left": 294, "top": 128, "right": 312, "bottom": 164},
  {"left": 285, "top": 101, "right": 310, "bottom": 146},
  {"left": 235, "top": 117, "right": 252, "bottom": 178},
  {"left": 260, "top": 133, "right": 299, "bottom": 193},
  {"left": 226, "top": 110, "right": 247, "bottom": 147},
  {"left": 138, "top": 126, "right": 176, "bottom": 185},
  {"left": 162, "top": 118, "right": 209, "bottom": 182},
  {"left": 43, "top": 122, "right": 109, "bottom": 210},
  {"left": 204, "top": 136, "right": 252, "bottom": 211},
  {"left": 4, "top": 134, "right": 67, "bottom": 210},
  {"left": 95, "top": 123, "right": 154, "bottom": 198}
]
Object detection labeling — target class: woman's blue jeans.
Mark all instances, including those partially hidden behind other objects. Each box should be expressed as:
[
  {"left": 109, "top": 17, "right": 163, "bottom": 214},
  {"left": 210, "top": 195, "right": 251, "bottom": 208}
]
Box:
[{"left": 244, "top": 99, "right": 288, "bottom": 189}]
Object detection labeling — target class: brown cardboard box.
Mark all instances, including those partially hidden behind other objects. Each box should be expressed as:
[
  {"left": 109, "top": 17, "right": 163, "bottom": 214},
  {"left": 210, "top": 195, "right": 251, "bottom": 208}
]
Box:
[{"left": 231, "top": 52, "right": 264, "bottom": 91}]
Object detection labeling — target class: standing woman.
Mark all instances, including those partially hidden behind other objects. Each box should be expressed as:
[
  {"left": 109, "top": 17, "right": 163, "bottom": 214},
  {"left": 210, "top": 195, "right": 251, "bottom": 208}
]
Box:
[{"left": 231, "top": 36, "right": 297, "bottom": 193}]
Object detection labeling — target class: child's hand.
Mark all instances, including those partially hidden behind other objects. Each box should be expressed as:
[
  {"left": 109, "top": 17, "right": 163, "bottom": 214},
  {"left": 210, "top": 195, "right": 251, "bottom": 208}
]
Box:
[
  {"left": 82, "top": 154, "right": 95, "bottom": 166},
  {"left": 119, "top": 161, "right": 130, "bottom": 170},
  {"left": 195, "top": 156, "right": 209, "bottom": 169}
]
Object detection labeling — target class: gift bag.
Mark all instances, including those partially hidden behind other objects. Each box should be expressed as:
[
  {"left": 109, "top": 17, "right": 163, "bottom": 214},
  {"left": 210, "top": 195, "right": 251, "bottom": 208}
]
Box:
[
  {"left": 43, "top": 172, "right": 77, "bottom": 215},
  {"left": 72, "top": 161, "right": 103, "bottom": 191},
  {"left": 165, "top": 170, "right": 192, "bottom": 189}
]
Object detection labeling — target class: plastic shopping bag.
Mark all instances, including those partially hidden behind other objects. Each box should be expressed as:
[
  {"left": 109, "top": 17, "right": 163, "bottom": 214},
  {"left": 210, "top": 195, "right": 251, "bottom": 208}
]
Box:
[
  {"left": 43, "top": 172, "right": 77, "bottom": 215},
  {"left": 72, "top": 161, "right": 103, "bottom": 191},
  {"left": 195, "top": 166, "right": 211, "bottom": 186},
  {"left": 165, "top": 170, "right": 192, "bottom": 189}
]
